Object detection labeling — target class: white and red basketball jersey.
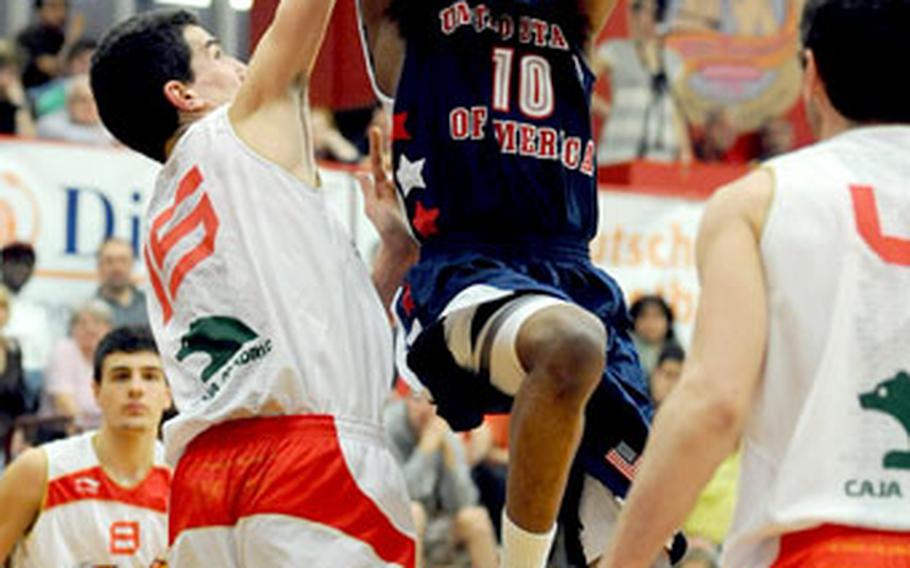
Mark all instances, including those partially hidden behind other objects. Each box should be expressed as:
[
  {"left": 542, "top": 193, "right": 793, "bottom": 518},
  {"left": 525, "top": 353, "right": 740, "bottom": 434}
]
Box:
[
  {"left": 145, "top": 106, "right": 394, "bottom": 465},
  {"left": 12, "top": 432, "right": 170, "bottom": 568},
  {"left": 722, "top": 126, "right": 910, "bottom": 567}
]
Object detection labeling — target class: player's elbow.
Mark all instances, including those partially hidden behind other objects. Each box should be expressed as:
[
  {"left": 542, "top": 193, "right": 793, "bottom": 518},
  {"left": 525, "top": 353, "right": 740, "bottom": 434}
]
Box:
[{"left": 680, "top": 372, "right": 749, "bottom": 441}]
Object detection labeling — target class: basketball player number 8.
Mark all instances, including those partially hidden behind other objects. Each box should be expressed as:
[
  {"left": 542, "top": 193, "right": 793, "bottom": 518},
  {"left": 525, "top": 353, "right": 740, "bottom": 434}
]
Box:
[{"left": 492, "top": 47, "right": 554, "bottom": 118}]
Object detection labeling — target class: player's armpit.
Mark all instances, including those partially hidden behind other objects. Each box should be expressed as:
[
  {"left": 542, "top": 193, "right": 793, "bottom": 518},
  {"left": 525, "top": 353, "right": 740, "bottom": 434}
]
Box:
[
  {"left": 357, "top": 0, "right": 405, "bottom": 97},
  {"left": 231, "top": 0, "right": 337, "bottom": 119},
  {"left": 0, "top": 448, "right": 48, "bottom": 561}
]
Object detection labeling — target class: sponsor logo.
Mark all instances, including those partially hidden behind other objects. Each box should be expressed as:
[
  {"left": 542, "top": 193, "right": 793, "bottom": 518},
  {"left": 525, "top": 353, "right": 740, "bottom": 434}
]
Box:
[
  {"left": 859, "top": 371, "right": 910, "bottom": 471},
  {"left": 844, "top": 479, "right": 903, "bottom": 499},
  {"left": 74, "top": 476, "right": 101, "bottom": 495},
  {"left": 177, "top": 316, "right": 272, "bottom": 401}
]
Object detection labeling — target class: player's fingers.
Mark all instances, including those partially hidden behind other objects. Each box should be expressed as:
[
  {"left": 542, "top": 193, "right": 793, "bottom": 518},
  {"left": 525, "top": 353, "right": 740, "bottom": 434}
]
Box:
[
  {"left": 369, "top": 127, "right": 387, "bottom": 184},
  {"left": 354, "top": 172, "right": 375, "bottom": 201}
]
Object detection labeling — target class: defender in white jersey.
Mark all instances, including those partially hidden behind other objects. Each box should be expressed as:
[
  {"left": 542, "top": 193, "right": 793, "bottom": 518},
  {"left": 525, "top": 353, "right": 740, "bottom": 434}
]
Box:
[
  {"left": 599, "top": 1, "right": 910, "bottom": 567},
  {"left": 0, "top": 327, "right": 172, "bottom": 567},
  {"left": 90, "top": 3, "right": 419, "bottom": 567}
]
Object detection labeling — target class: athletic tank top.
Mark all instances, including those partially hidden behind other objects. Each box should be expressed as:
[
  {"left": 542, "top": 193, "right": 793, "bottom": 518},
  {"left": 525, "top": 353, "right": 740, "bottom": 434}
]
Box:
[
  {"left": 723, "top": 126, "right": 910, "bottom": 567},
  {"left": 145, "top": 106, "right": 394, "bottom": 465},
  {"left": 378, "top": 0, "right": 597, "bottom": 245},
  {"left": 12, "top": 432, "right": 169, "bottom": 568}
]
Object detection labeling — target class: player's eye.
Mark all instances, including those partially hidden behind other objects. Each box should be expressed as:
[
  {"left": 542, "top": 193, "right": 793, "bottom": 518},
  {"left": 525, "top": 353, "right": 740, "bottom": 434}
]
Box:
[
  {"left": 878, "top": 386, "right": 888, "bottom": 398},
  {"left": 144, "top": 371, "right": 163, "bottom": 382}
]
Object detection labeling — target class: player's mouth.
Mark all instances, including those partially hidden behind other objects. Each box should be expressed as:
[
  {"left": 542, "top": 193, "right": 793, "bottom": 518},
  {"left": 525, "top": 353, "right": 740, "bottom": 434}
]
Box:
[{"left": 124, "top": 403, "right": 148, "bottom": 415}]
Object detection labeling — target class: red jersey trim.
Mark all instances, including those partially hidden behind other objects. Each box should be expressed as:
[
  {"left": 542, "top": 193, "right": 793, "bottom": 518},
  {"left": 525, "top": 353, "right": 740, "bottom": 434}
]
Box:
[{"left": 45, "top": 466, "right": 171, "bottom": 514}]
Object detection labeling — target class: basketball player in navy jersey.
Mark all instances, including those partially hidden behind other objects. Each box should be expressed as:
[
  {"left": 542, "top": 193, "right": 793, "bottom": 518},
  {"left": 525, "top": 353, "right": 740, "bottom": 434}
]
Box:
[{"left": 359, "top": 1, "right": 682, "bottom": 566}]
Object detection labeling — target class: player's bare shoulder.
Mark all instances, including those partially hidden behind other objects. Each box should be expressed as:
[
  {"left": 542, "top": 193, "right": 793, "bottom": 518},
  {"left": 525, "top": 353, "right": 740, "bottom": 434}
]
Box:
[{"left": 704, "top": 168, "right": 776, "bottom": 242}]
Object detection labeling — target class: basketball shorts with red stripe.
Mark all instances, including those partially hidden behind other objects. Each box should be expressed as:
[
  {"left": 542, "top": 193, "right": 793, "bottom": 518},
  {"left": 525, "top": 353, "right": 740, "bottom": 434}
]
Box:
[{"left": 168, "top": 415, "right": 417, "bottom": 567}]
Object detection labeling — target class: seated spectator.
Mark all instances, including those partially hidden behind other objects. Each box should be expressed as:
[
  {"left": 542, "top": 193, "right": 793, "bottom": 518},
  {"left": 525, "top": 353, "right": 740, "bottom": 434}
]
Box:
[
  {"left": 758, "top": 116, "right": 796, "bottom": 160},
  {"left": 1, "top": 243, "right": 52, "bottom": 409},
  {"left": 312, "top": 106, "right": 361, "bottom": 163},
  {"left": 16, "top": 0, "right": 82, "bottom": 90},
  {"left": 94, "top": 237, "right": 148, "bottom": 328},
  {"left": 41, "top": 300, "right": 113, "bottom": 432},
  {"left": 36, "top": 74, "right": 114, "bottom": 145},
  {"left": 693, "top": 108, "right": 758, "bottom": 165},
  {"left": 32, "top": 37, "right": 96, "bottom": 118},
  {"left": 464, "top": 415, "right": 509, "bottom": 539},
  {"left": 385, "top": 394, "right": 499, "bottom": 568},
  {"left": 0, "top": 42, "right": 36, "bottom": 137},
  {"left": 648, "top": 342, "right": 685, "bottom": 407},
  {"left": 629, "top": 294, "right": 677, "bottom": 378},
  {"left": 0, "top": 286, "right": 27, "bottom": 467}
]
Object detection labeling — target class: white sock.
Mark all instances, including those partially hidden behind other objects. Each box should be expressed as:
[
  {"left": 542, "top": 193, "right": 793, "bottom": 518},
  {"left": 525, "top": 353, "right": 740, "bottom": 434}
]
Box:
[{"left": 500, "top": 513, "right": 556, "bottom": 568}]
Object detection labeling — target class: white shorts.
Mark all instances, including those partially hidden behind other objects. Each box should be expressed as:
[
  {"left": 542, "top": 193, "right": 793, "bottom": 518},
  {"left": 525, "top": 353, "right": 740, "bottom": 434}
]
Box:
[{"left": 168, "top": 415, "right": 416, "bottom": 567}]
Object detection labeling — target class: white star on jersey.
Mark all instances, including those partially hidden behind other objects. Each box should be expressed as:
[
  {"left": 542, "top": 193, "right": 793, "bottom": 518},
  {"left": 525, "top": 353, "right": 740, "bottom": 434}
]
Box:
[{"left": 396, "top": 154, "right": 426, "bottom": 197}]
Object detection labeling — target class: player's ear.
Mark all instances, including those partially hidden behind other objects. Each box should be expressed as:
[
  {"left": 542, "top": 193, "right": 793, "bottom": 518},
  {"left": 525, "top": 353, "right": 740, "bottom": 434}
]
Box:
[{"left": 163, "top": 79, "right": 206, "bottom": 113}]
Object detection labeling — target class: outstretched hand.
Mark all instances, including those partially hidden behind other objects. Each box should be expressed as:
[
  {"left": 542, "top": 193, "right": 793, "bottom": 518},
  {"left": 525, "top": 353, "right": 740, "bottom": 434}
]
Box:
[
  {"left": 358, "top": 126, "right": 419, "bottom": 312},
  {"left": 357, "top": 126, "right": 415, "bottom": 248}
]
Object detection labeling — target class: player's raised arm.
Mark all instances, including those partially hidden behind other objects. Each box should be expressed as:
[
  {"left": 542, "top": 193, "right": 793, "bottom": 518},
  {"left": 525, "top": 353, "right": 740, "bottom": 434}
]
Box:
[
  {"left": 581, "top": 0, "right": 620, "bottom": 43},
  {"left": 0, "top": 448, "right": 48, "bottom": 561},
  {"left": 231, "top": 0, "right": 337, "bottom": 119}
]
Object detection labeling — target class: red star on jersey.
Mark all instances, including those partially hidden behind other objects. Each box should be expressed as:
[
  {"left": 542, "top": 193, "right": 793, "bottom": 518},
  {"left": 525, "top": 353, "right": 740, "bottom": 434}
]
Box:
[
  {"left": 392, "top": 112, "right": 412, "bottom": 142},
  {"left": 412, "top": 202, "right": 440, "bottom": 238},
  {"left": 400, "top": 284, "right": 415, "bottom": 316}
]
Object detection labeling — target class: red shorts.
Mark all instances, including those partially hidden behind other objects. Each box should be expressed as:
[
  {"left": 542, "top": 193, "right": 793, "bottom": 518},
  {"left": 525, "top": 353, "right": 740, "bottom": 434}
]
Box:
[
  {"left": 772, "top": 524, "right": 910, "bottom": 567},
  {"left": 169, "top": 415, "right": 415, "bottom": 567}
]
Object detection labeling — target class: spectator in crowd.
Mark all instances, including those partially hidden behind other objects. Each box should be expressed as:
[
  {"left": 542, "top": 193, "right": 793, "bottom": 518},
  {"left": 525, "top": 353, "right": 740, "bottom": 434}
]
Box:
[
  {"left": 312, "top": 106, "right": 361, "bottom": 163},
  {"left": 16, "top": 0, "right": 84, "bottom": 90},
  {"left": 758, "top": 116, "right": 796, "bottom": 160},
  {"left": 0, "top": 41, "right": 36, "bottom": 137},
  {"left": 385, "top": 394, "right": 499, "bottom": 568},
  {"left": 629, "top": 294, "right": 676, "bottom": 378},
  {"left": 693, "top": 108, "right": 759, "bottom": 165},
  {"left": 593, "top": 0, "right": 693, "bottom": 165},
  {"left": 36, "top": 74, "right": 114, "bottom": 145},
  {"left": 33, "top": 37, "right": 97, "bottom": 118},
  {"left": 93, "top": 237, "right": 148, "bottom": 328},
  {"left": 464, "top": 415, "right": 510, "bottom": 539},
  {"left": 0, "top": 243, "right": 52, "bottom": 410},
  {"left": 0, "top": 285, "right": 27, "bottom": 467},
  {"left": 648, "top": 342, "right": 685, "bottom": 407},
  {"left": 41, "top": 300, "right": 113, "bottom": 432}
]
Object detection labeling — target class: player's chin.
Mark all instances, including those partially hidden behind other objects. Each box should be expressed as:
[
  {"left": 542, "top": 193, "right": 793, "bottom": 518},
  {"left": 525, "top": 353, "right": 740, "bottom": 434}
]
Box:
[{"left": 115, "top": 418, "right": 157, "bottom": 433}]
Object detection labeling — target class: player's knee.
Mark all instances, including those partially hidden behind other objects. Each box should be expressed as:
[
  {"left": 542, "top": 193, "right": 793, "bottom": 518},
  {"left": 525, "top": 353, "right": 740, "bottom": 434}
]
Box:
[{"left": 519, "top": 305, "right": 606, "bottom": 401}]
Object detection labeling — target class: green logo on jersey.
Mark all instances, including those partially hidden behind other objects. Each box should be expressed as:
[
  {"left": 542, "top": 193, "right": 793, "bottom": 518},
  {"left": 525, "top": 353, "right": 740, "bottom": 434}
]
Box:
[
  {"left": 859, "top": 371, "right": 910, "bottom": 470},
  {"left": 177, "top": 316, "right": 259, "bottom": 383}
]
